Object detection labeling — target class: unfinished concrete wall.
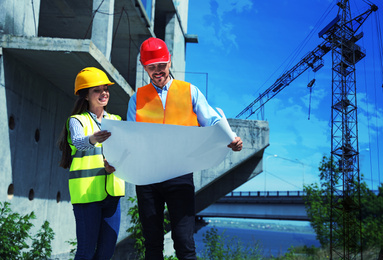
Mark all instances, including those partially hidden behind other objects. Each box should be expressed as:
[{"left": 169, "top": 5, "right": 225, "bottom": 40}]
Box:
[
  {"left": 0, "top": 1, "right": 269, "bottom": 259},
  {"left": 0, "top": 49, "right": 13, "bottom": 209},
  {"left": 0, "top": 0, "right": 41, "bottom": 37},
  {"left": 0, "top": 41, "right": 139, "bottom": 258},
  {"left": 1, "top": 50, "right": 74, "bottom": 256}
]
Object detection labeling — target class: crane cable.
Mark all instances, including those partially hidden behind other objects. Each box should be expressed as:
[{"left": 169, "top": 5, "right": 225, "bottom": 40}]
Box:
[
  {"left": 249, "top": 1, "right": 337, "bottom": 107},
  {"left": 263, "top": 1, "right": 336, "bottom": 122},
  {"left": 358, "top": 5, "right": 383, "bottom": 188},
  {"left": 284, "top": 1, "right": 337, "bottom": 71},
  {"left": 354, "top": 0, "right": 374, "bottom": 188},
  {"left": 373, "top": 10, "right": 383, "bottom": 185},
  {"left": 367, "top": 7, "right": 383, "bottom": 186},
  {"left": 361, "top": 35, "right": 374, "bottom": 188}
]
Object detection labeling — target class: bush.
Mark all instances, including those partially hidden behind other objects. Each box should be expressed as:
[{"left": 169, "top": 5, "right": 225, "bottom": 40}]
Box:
[
  {"left": 127, "top": 196, "right": 175, "bottom": 260},
  {"left": 0, "top": 201, "right": 54, "bottom": 260},
  {"left": 199, "top": 227, "right": 262, "bottom": 260}
]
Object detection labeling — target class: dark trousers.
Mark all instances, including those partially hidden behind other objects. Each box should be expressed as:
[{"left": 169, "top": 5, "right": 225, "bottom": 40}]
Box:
[
  {"left": 73, "top": 196, "right": 121, "bottom": 260},
  {"left": 136, "top": 173, "right": 197, "bottom": 260}
]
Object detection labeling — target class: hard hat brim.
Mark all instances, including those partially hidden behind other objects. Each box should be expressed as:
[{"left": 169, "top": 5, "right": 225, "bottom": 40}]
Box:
[
  {"left": 141, "top": 55, "right": 171, "bottom": 66},
  {"left": 75, "top": 82, "right": 115, "bottom": 95}
]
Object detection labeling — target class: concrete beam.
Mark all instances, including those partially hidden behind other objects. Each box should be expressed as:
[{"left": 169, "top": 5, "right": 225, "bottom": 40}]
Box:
[
  {"left": 198, "top": 202, "right": 309, "bottom": 221},
  {"left": 198, "top": 194, "right": 308, "bottom": 221},
  {"left": 195, "top": 148, "right": 266, "bottom": 213},
  {"left": 194, "top": 119, "right": 270, "bottom": 213},
  {"left": 0, "top": 35, "right": 134, "bottom": 118}
]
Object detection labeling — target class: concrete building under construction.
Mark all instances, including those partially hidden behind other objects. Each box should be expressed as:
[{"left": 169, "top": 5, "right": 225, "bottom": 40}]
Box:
[{"left": 0, "top": 0, "right": 269, "bottom": 258}]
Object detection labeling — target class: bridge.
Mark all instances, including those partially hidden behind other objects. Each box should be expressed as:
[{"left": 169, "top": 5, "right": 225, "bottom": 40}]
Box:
[{"left": 197, "top": 190, "right": 309, "bottom": 221}]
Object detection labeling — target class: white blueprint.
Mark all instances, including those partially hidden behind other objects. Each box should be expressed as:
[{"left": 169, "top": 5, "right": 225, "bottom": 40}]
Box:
[{"left": 102, "top": 109, "right": 235, "bottom": 185}]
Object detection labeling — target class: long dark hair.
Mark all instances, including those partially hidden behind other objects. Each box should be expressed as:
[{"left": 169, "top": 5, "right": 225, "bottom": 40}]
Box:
[{"left": 58, "top": 89, "right": 89, "bottom": 169}]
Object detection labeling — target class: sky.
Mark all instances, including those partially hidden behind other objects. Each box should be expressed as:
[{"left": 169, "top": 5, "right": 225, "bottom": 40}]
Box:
[{"left": 184, "top": 0, "right": 383, "bottom": 192}]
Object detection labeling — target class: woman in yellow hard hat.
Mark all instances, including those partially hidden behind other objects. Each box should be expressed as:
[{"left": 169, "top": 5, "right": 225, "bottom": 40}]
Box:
[{"left": 58, "top": 67, "right": 125, "bottom": 260}]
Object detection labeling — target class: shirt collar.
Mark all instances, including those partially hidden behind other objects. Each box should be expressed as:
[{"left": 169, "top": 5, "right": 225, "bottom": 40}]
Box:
[
  {"left": 151, "top": 77, "right": 173, "bottom": 91},
  {"left": 87, "top": 110, "right": 107, "bottom": 120}
]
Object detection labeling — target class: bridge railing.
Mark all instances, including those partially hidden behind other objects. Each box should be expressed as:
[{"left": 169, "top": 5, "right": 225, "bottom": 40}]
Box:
[
  {"left": 226, "top": 190, "right": 307, "bottom": 197},
  {"left": 226, "top": 190, "right": 380, "bottom": 198}
]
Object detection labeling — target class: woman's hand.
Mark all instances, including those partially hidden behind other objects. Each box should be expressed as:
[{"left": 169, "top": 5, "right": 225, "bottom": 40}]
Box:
[
  {"left": 89, "top": 130, "right": 111, "bottom": 144},
  {"left": 228, "top": 136, "right": 243, "bottom": 152},
  {"left": 104, "top": 159, "right": 116, "bottom": 173}
]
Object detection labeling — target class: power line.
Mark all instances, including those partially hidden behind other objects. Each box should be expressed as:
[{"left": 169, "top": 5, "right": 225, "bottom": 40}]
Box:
[{"left": 264, "top": 170, "right": 301, "bottom": 189}]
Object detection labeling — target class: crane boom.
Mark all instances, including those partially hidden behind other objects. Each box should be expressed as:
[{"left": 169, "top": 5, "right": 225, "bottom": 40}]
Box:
[
  {"left": 235, "top": 41, "right": 331, "bottom": 119},
  {"left": 236, "top": 4, "right": 378, "bottom": 120}
]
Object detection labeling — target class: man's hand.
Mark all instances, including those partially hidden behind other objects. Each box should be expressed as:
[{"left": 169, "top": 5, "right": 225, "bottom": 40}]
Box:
[
  {"left": 228, "top": 136, "right": 243, "bottom": 151},
  {"left": 104, "top": 159, "right": 116, "bottom": 173}
]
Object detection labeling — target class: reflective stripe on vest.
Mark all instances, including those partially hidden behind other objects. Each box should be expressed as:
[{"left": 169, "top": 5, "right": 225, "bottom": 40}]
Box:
[
  {"left": 136, "top": 79, "right": 199, "bottom": 126},
  {"left": 67, "top": 112, "right": 125, "bottom": 204}
]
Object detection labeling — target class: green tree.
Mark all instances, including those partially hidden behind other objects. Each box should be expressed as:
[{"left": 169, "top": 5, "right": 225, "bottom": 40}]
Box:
[
  {"left": 200, "top": 227, "right": 225, "bottom": 259},
  {"left": 127, "top": 196, "right": 146, "bottom": 259},
  {"left": 303, "top": 156, "right": 333, "bottom": 246},
  {"left": 360, "top": 183, "right": 383, "bottom": 258},
  {"left": 303, "top": 155, "right": 383, "bottom": 257},
  {"left": 0, "top": 201, "right": 55, "bottom": 259},
  {"left": 23, "top": 221, "right": 55, "bottom": 260},
  {"left": 66, "top": 238, "right": 77, "bottom": 260}
]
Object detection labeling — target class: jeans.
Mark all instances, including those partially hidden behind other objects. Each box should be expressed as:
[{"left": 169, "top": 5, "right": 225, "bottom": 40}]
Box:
[
  {"left": 73, "top": 196, "right": 121, "bottom": 260},
  {"left": 136, "top": 173, "right": 197, "bottom": 260}
]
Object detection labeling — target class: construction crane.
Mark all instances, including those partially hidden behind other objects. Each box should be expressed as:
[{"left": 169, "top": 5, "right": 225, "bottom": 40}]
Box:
[{"left": 236, "top": 1, "right": 378, "bottom": 259}]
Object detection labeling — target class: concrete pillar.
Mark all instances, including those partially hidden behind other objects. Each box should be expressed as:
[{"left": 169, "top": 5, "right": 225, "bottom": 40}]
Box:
[
  {"left": 173, "top": 0, "right": 189, "bottom": 31},
  {"left": 149, "top": 0, "right": 156, "bottom": 26},
  {"left": 0, "top": 48, "right": 13, "bottom": 202},
  {"left": 91, "top": 0, "right": 115, "bottom": 61},
  {"left": 135, "top": 54, "right": 150, "bottom": 90},
  {"left": 165, "top": 13, "right": 186, "bottom": 81},
  {"left": 0, "top": 0, "right": 40, "bottom": 36}
]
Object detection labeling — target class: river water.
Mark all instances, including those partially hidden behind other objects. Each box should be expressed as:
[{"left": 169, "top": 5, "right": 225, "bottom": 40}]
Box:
[{"left": 193, "top": 218, "right": 320, "bottom": 258}]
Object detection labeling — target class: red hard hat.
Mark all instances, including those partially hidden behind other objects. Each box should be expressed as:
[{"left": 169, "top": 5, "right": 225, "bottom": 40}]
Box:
[{"left": 140, "top": 37, "right": 171, "bottom": 66}]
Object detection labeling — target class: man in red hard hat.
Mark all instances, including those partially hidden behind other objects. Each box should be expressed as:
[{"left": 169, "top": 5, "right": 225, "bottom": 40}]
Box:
[
  {"left": 139, "top": 37, "right": 172, "bottom": 90},
  {"left": 127, "top": 37, "right": 243, "bottom": 260}
]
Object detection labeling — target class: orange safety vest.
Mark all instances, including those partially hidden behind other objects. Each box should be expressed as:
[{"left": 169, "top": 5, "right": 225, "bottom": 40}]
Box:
[{"left": 136, "top": 79, "right": 199, "bottom": 126}]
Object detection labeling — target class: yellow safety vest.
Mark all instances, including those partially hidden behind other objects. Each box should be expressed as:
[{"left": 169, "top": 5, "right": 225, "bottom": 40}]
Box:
[
  {"left": 67, "top": 112, "right": 125, "bottom": 204},
  {"left": 136, "top": 79, "right": 199, "bottom": 126}
]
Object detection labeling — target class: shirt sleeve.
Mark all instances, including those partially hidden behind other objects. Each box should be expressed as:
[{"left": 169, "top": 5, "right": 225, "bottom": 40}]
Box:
[
  {"left": 126, "top": 93, "right": 137, "bottom": 122},
  {"left": 191, "top": 84, "right": 221, "bottom": 127},
  {"left": 68, "top": 117, "right": 95, "bottom": 151}
]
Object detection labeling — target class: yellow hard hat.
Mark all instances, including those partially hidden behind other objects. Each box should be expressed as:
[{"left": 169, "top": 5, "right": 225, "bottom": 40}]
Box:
[{"left": 74, "top": 67, "right": 114, "bottom": 95}]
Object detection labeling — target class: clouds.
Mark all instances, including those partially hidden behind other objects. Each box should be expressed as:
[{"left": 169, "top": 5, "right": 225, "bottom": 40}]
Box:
[
  {"left": 356, "top": 91, "right": 383, "bottom": 146},
  {"left": 186, "top": 0, "right": 383, "bottom": 191},
  {"left": 201, "top": 0, "right": 253, "bottom": 52},
  {"left": 300, "top": 85, "right": 328, "bottom": 110}
]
